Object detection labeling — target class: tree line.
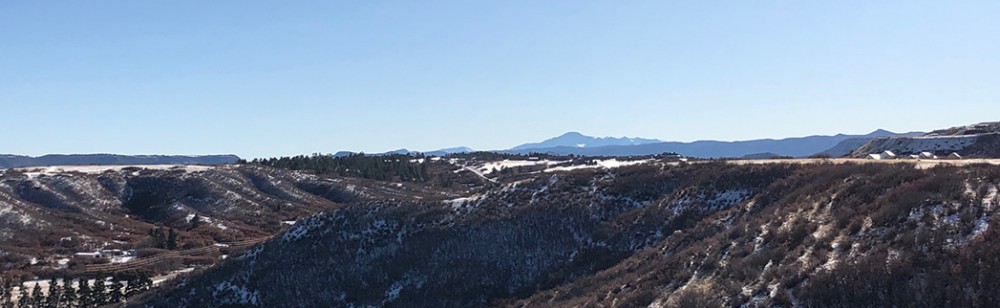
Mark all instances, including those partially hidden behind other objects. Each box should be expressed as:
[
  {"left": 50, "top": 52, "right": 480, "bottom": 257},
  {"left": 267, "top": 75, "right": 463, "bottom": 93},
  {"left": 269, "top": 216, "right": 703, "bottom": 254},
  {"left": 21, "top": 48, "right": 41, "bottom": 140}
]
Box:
[
  {"left": 0, "top": 272, "right": 152, "bottom": 308},
  {"left": 146, "top": 226, "right": 178, "bottom": 250},
  {"left": 242, "top": 153, "right": 429, "bottom": 181}
]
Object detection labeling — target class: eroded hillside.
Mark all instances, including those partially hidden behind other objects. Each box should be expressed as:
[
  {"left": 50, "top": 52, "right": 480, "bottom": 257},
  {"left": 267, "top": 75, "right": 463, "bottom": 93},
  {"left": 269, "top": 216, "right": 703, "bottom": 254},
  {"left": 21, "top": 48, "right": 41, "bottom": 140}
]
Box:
[
  {"left": 139, "top": 162, "right": 1000, "bottom": 307},
  {"left": 0, "top": 164, "right": 467, "bottom": 277}
]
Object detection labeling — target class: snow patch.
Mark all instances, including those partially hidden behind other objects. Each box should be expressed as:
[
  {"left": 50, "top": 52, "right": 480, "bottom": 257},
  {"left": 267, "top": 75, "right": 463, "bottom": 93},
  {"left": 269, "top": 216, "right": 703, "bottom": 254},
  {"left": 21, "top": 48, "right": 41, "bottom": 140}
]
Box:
[
  {"left": 544, "top": 159, "right": 652, "bottom": 172},
  {"left": 475, "top": 159, "right": 564, "bottom": 174},
  {"left": 971, "top": 216, "right": 990, "bottom": 239},
  {"left": 212, "top": 281, "right": 259, "bottom": 305}
]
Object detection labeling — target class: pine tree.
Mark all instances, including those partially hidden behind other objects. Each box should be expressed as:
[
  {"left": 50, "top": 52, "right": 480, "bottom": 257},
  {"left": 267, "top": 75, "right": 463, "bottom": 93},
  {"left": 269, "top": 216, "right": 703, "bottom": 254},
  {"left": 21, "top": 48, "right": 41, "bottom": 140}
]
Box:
[
  {"left": 149, "top": 227, "right": 166, "bottom": 249},
  {"left": 29, "top": 283, "right": 43, "bottom": 308},
  {"left": 190, "top": 213, "right": 202, "bottom": 230},
  {"left": 44, "top": 278, "right": 60, "bottom": 308},
  {"left": 15, "top": 286, "right": 28, "bottom": 308},
  {"left": 91, "top": 275, "right": 106, "bottom": 306},
  {"left": 107, "top": 279, "right": 123, "bottom": 304},
  {"left": 166, "top": 228, "right": 178, "bottom": 250},
  {"left": 123, "top": 271, "right": 154, "bottom": 300},
  {"left": 1, "top": 277, "right": 12, "bottom": 308},
  {"left": 59, "top": 278, "right": 76, "bottom": 308},
  {"left": 76, "top": 279, "right": 92, "bottom": 308},
  {"left": 140, "top": 274, "right": 153, "bottom": 293},
  {"left": 123, "top": 276, "right": 138, "bottom": 300}
]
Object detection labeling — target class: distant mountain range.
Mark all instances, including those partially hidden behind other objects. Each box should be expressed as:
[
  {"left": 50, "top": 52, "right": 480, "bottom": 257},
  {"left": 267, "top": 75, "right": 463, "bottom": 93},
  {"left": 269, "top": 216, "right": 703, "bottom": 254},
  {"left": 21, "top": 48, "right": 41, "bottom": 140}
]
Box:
[
  {"left": 330, "top": 129, "right": 925, "bottom": 159},
  {"left": 0, "top": 154, "right": 240, "bottom": 169},
  {"left": 511, "top": 132, "right": 661, "bottom": 150},
  {"left": 8, "top": 126, "right": 968, "bottom": 165},
  {"left": 497, "top": 129, "right": 922, "bottom": 158}
]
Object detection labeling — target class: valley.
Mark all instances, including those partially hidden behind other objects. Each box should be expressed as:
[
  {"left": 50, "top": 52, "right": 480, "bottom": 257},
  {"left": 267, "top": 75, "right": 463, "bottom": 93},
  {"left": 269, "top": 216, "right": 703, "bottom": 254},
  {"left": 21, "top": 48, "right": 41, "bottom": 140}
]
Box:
[
  {"left": 4, "top": 154, "right": 999, "bottom": 307},
  {"left": 2, "top": 122, "right": 1000, "bottom": 307},
  {"left": 137, "top": 160, "right": 1000, "bottom": 307}
]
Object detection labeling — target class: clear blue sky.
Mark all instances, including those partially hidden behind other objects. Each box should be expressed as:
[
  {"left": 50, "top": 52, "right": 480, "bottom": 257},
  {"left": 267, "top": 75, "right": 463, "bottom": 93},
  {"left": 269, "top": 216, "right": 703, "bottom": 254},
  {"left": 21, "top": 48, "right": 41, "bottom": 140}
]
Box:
[{"left": 3, "top": 1, "right": 998, "bottom": 158}]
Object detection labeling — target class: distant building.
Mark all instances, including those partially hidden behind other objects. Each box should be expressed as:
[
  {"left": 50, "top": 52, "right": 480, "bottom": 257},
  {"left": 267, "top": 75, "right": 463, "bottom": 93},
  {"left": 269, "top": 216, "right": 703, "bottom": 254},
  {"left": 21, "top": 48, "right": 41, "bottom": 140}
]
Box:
[
  {"left": 660, "top": 153, "right": 684, "bottom": 161},
  {"left": 919, "top": 152, "right": 937, "bottom": 159},
  {"left": 75, "top": 252, "right": 102, "bottom": 259},
  {"left": 868, "top": 151, "right": 897, "bottom": 160},
  {"left": 947, "top": 152, "right": 963, "bottom": 160},
  {"left": 74, "top": 249, "right": 136, "bottom": 263}
]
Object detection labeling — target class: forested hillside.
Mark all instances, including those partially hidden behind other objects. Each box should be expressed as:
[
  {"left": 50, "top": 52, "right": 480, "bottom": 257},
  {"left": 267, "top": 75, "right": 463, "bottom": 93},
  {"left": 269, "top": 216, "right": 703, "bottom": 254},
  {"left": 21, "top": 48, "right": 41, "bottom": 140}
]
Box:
[
  {"left": 140, "top": 162, "right": 1000, "bottom": 307},
  {"left": 244, "top": 154, "right": 429, "bottom": 182}
]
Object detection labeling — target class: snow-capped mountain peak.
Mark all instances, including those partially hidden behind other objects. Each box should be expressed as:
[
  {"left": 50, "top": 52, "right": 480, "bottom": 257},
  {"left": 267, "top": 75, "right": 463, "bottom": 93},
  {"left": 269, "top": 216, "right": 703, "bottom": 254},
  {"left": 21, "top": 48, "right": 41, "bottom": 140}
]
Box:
[{"left": 511, "top": 132, "right": 662, "bottom": 151}]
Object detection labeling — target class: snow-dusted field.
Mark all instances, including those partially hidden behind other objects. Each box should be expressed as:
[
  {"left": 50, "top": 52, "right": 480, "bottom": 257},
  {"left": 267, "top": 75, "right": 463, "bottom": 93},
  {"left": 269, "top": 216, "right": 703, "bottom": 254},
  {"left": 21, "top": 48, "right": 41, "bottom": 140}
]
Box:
[
  {"left": 475, "top": 159, "right": 566, "bottom": 174},
  {"left": 465, "top": 158, "right": 655, "bottom": 174},
  {"left": 12, "top": 165, "right": 218, "bottom": 177},
  {"left": 544, "top": 159, "right": 653, "bottom": 172}
]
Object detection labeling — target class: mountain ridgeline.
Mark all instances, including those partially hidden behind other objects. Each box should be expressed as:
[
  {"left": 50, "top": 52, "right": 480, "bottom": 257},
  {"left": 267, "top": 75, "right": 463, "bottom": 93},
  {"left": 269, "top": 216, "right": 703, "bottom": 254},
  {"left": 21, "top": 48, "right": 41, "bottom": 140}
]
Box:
[
  {"left": 0, "top": 154, "right": 240, "bottom": 169},
  {"left": 511, "top": 132, "right": 663, "bottom": 150},
  {"left": 503, "top": 130, "right": 922, "bottom": 158},
  {"left": 331, "top": 129, "right": 926, "bottom": 159},
  {"left": 143, "top": 161, "right": 1000, "bottom": 307}
]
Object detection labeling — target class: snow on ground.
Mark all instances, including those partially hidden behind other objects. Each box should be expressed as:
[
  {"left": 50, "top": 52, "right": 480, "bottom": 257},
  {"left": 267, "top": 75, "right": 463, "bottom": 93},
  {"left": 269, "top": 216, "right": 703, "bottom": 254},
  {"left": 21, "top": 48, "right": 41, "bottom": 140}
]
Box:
[
  {"left": 984, "top": 185, "right": 999, "bottom": 210},
  {"left": 152, "top": 267, "right": 196, "bottom": 285},
  {"left": 186, "top": 213, "right": 214, "bottom": 223},
  {"left": 111, "top": 255, "right": 137, "bottom": 264},
  {"left": 12, "top": 268, "right": 192, "bottom": 300},
  {"left": 456, "top": 165, "right": 498, "bottom": 183},
  {"left": 444, "top": 195, "right": 483, "bottom": 209},
  {"left": 462, "top": 158, "right": 654, "bottom": 175},
  {"left": 971, "top": 216, "right": 990, "bottom": 239},
  {"left": 0, "top": 199, "right": 34, "bottom": 227},
  {"left": 15, "top": 165, "right": 216, "bottom": 177},
  {"left": 476, "top": 159, "right": 566, "bottom": 174},
  {"left": 545, "top": 159, "right": 652, "bottom": 172}
]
